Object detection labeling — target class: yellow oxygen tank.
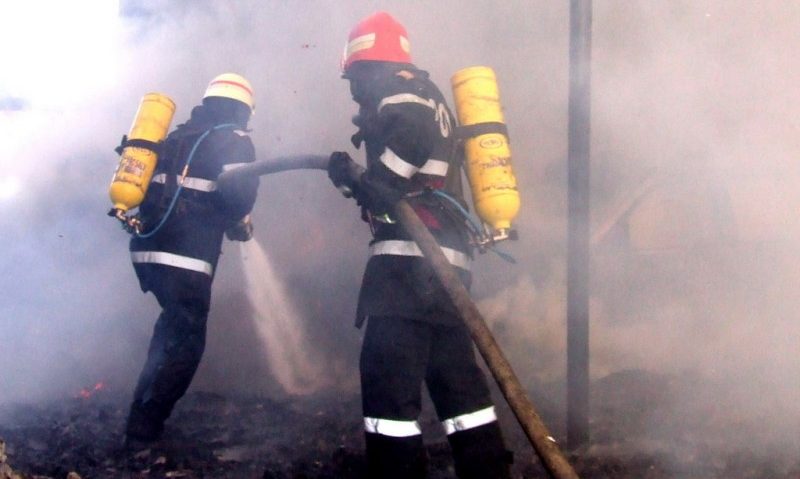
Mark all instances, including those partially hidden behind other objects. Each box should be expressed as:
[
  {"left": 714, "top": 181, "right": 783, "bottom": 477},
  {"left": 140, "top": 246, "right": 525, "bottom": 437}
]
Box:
[
  {"left": 451, "top": 66, "right": 520, "bottom": 241},
  {"left": 108, "top": 92, "right": 176, "bottom": 221}
]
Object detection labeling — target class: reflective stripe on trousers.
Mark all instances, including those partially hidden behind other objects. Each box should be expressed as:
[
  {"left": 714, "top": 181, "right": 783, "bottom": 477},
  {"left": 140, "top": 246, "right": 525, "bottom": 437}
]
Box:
[
  {"left": 364, "top": 406, "right": 497, "bottom": 438},
  {"left": 131, "top": 251, "right": 214, "bottom": 276},
  {"left": 364, "top": 417, "right": 422, "bottom": 438},
  {"left": 369, "top": 240, "right": 471, "bottom": 271},
  {"left": 442, "top": 406, "right": 498, "bottom": 435}
]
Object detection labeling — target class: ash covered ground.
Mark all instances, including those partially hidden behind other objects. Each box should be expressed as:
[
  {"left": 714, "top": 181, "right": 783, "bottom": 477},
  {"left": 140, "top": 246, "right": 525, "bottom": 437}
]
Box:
[{"left": 2, "top": 369, "right": 798, "bottom": 479}]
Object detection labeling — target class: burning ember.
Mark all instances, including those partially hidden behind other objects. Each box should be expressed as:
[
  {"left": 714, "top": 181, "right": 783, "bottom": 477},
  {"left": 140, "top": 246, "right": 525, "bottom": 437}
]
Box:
[{"left": 76, "top": 382, "right": 106, "bottom": 401}]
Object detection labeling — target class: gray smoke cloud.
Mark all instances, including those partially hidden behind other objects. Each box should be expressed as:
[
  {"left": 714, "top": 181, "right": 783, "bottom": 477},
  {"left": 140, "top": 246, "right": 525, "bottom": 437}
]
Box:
[{"left": 1, "top": 0, "right": 798, "bottom": 461}]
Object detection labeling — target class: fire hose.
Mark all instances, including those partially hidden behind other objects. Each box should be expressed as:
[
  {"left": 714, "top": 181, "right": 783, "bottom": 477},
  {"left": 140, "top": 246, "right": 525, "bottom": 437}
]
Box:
[{"left": 218, "top": 156, "right": 580, "bottom": 479}]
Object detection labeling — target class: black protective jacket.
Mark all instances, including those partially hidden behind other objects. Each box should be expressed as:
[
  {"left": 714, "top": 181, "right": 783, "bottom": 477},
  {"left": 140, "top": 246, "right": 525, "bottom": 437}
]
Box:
[
  {"left": 129, "top": 104, "right": 258, "bottom": 288},
  {"left": 349, "top": 63, "right": 472, "bottom": 325}
]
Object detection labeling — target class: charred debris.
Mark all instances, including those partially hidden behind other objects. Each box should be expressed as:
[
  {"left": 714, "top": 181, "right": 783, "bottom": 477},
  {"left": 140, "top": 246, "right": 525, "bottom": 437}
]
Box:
[{"left": 2, "top": 369, "right": 799, "bottom": 478}]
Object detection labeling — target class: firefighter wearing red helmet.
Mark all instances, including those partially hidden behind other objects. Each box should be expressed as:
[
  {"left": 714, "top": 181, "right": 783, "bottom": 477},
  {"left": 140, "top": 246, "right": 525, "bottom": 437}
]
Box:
[
  {"left": 123, "top": 73, "right": 260, "bottom": 446},
  {"left": 329, "top": 12, "right": 512, "bottom": 479}
]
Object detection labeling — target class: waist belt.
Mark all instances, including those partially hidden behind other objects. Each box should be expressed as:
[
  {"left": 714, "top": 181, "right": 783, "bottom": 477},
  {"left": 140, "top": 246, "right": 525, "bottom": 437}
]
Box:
[
  {"left": 131, "top": 251, "right": 214, "bottom": 276},
  {"left": 151, "top": 173, "right": 216, "bottom": 192},
  {"left": 369, "top": 240, "right": 471, "bottom": 271}
]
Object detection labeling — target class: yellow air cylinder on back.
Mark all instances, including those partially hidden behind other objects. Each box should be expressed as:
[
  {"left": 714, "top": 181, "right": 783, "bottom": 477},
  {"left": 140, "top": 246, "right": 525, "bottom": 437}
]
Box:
[
  {"left": 451, "top": 66, "right": 520, "bottom": 236},
  {"left": 108, "top": 93, "right": 176, "bottom": 216}
]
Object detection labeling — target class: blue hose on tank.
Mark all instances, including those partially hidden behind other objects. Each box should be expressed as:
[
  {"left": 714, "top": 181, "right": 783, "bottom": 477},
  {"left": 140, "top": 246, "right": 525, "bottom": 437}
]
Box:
[
  {"left": 431, "top": 189, "right": 516, "bottom": 264},
  {"left": 135, "top": 123, "right": 237, "bottom": 238}
]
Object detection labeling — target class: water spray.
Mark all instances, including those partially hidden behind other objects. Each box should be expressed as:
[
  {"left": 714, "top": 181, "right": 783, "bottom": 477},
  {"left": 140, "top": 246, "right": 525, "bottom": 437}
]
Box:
[{"left": 239, "top": 239, "right": 329, "bottom": 395}]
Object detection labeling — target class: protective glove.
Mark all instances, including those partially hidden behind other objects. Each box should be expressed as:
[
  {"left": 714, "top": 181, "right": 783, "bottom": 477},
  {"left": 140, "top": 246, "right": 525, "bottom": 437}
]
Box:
[
  {"left": 328, "top": 151, "right": 363, "bottom": 198},
  {"left": 359, "top": 172, "right": 406, "bottom": 205},
  {"left": 225, "top": 214, "right": 254, "bottom": 242}
]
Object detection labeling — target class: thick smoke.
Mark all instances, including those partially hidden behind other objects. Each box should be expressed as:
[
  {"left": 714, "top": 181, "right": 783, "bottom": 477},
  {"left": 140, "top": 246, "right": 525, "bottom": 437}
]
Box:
[{"left": 1, "top": 0, "right": 798, "bottom": 460}]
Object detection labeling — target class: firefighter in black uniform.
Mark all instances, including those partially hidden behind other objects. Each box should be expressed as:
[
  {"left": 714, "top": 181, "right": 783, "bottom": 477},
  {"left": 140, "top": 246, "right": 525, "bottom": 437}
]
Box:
[
  {"left": 124, "top": 73, "right": 259, "bottom": 444},
  {"left": 328, "top": 12, "right": 512, "bottom": 479}
]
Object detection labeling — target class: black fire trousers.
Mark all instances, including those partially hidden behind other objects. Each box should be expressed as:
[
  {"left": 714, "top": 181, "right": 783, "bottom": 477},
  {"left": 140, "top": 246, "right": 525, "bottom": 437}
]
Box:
[
  {"left": 126, "top": 267, "right": 212, "bottom": 440},
  {"left": 360, "top": 315, "right": 511, "bottom": 479}
]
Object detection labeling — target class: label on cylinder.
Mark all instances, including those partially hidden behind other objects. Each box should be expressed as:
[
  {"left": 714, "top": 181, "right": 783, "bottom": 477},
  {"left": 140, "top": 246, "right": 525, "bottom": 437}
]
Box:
[{"left": 117, "top": 156, "right": 145, "bottom": 179}]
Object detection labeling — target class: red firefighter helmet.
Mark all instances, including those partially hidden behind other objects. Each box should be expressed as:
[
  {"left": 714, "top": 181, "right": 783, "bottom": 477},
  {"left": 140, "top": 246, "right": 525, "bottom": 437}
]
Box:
[{"left": 341, "top": 11, "right": 411, "bottom": 73}]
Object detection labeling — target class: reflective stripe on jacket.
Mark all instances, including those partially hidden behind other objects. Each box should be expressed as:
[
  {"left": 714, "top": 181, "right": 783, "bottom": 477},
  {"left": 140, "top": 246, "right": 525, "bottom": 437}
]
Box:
[{"left": 131, "top": 251, "right": 214, "bottom": 276}]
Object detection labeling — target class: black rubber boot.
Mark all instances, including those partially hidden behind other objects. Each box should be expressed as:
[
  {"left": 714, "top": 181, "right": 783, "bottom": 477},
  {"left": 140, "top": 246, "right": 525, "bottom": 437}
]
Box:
[
  {"left": 449, "top": 422, "right": 513, "bottom": 479},
  {"left": 365, "top": 433, "right": 428, "bottom": 479}
]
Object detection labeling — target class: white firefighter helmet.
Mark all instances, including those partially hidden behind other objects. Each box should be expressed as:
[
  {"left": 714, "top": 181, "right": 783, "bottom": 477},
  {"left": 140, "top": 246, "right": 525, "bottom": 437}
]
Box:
[{"left": 203, "top": 73, "right": 255, "bottom": 112}]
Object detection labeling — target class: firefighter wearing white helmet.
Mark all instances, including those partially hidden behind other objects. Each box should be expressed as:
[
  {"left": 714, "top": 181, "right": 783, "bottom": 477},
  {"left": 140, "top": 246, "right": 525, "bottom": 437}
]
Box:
[
  {"left": 123, "top": 73, "right": 260, "bottom": 445},
  {"left": 328, "top": 12, "right": 512, "bottom": 479},
  {"left": 204, "top": 72, "right": 255, "bottom": 112}
]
